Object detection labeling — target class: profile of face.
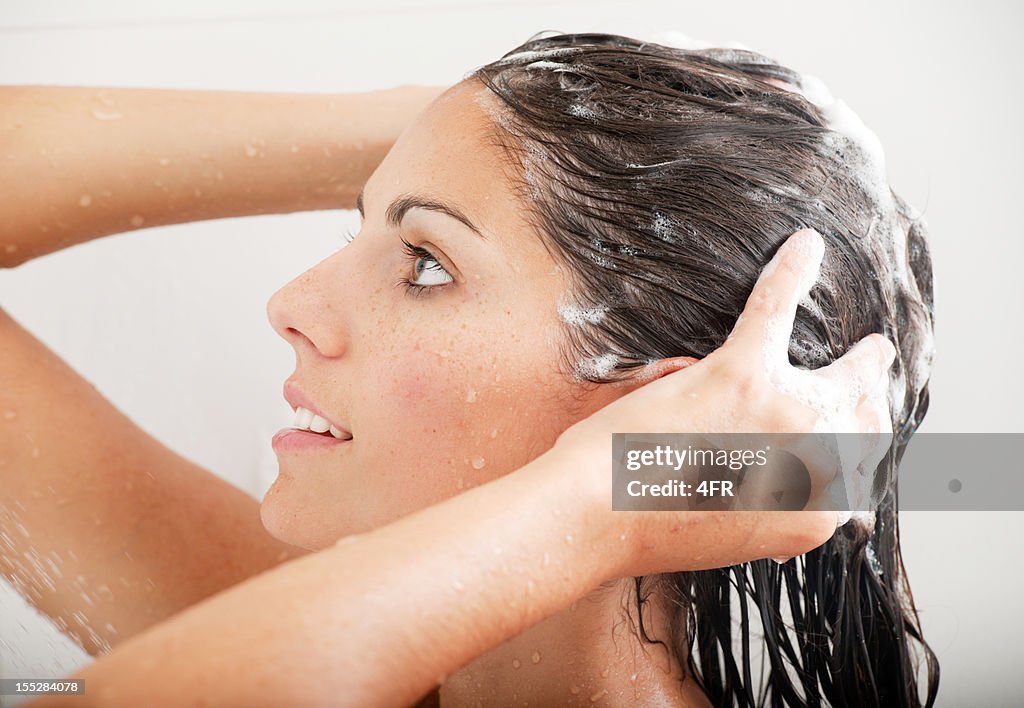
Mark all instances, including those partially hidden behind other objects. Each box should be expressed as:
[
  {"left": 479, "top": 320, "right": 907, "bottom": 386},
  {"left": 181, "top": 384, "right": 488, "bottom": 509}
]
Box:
[{"left": 262, "top": 81, "right": 629, "bottom": 550}]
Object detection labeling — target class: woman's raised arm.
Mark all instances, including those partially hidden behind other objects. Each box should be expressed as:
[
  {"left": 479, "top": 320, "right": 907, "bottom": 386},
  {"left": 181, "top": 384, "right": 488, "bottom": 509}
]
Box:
[
  {"left": 0, "top": 84, "right": 443, "bottom": 268},
  {"left": 27, "top": 229, "right": 895, "bottom": 708}
]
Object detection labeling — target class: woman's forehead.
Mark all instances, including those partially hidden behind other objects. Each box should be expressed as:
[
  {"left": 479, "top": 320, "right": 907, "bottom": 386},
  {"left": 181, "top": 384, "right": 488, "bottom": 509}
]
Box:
[{"left": 364, "top": 82, "right": 540, "bottom": 251}]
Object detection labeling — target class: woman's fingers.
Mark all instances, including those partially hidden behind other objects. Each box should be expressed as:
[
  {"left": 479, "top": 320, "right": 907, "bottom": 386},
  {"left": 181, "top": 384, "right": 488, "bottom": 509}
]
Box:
[
  {"left": 726, "top": 228, "right": 825, "bottom": 356},
  {"left": 818, "top": 332, "right": 897, "bottom": 399}
]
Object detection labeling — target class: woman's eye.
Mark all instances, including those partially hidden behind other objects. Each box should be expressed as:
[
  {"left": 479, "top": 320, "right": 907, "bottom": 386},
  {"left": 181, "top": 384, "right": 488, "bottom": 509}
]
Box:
[
  {"left": 411, "top": 255, "right": 454, "bottom": 286},
  {"left": 397, "top": 238, "right": 455, "bottom": 297}
]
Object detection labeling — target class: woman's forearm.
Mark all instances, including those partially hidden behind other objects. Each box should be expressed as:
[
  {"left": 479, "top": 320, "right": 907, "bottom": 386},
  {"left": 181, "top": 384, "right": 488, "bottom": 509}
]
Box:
[
  {"left": 0, "top": 85, "right": 441, "bottom": 268},
  {"left": 33, "top": 444, "right": 620, "bottom": 708}
]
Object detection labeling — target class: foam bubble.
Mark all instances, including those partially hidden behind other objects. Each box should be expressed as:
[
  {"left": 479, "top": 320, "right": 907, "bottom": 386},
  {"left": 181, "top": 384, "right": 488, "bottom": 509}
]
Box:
[
  {"left": 558, "top": 301, "right": 609, "bottom": 326},
  {"left": 574, "top": 352, "right": 618, "bottom": 380}
]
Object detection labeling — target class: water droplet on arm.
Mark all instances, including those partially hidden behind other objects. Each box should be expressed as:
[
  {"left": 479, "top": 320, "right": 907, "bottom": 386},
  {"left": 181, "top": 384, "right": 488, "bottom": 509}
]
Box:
[
  {"left": 90, "top": 109, "right": 123, "bottom": 121},
  {"left": 471, "top": 457, "right": 486, "bottom": 470}
]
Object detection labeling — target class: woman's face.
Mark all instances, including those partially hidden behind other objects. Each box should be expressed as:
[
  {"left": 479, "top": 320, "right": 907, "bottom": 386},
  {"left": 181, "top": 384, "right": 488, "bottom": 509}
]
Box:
[{"left": 262, "top": 80, "right": 628, "bottom": 550}]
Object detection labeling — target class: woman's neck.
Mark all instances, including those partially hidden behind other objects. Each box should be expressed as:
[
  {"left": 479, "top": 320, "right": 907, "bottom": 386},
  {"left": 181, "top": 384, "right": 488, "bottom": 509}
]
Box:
[{"left": 440, "top": 578, "right": 711, "bottom": 707}]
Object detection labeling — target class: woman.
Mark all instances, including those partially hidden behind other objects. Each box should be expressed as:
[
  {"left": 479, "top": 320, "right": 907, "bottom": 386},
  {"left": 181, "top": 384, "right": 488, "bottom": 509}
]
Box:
[{"left": 0, "top": 33, "right": 932, "bottom": 706}]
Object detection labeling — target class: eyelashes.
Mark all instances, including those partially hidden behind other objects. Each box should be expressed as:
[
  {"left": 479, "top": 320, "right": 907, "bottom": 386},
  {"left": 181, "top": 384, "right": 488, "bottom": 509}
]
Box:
[
  {"left": 395, "top": 238, "right": 453, "bottom": 298},
  {"left": 339, "top": 226, "right": 452, "bottom": 298}
]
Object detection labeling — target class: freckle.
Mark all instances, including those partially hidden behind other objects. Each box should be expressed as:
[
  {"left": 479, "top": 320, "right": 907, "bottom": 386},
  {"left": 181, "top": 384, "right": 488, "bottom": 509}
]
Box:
[{"left": 78, "top": 194, "right": 92, "bottom": 207}]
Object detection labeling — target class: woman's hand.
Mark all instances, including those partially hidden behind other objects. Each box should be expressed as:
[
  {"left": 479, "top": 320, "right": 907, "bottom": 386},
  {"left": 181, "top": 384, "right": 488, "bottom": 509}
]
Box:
[{"left": 553, "top": 228, "right": 897, "bottom": 577}]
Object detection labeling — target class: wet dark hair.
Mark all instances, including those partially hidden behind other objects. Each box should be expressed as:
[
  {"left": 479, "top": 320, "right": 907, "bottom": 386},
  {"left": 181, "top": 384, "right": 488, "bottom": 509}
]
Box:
[{"left": 472, "top": 32, "right": 938, "bottom": 707}]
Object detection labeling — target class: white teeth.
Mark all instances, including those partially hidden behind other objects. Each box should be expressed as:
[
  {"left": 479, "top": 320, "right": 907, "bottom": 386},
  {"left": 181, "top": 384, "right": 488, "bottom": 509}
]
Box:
[
  {"left": 291, "top": 406, "right": 351, "bottom": 440},
  {"left": 309, "top": 415, "right": 330, "bottom": 434},
  {"left": 297, "top": 407, "right": 314, "bottom": 429}
]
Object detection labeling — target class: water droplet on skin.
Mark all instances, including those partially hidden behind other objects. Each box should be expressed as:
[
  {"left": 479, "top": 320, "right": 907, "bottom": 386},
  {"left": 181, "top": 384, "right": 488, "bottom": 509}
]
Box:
[
  {"left": 590, "top": 689, "right": 608, "bottom": 703},
  {"left": 570, "top": 685, "right": 581, "bottom": 695},
  {"left": 130, "top": 215, "right": 145, "bottom": 227},
  {"left": 244, "top": 144, "right": 258, "bottom": 158},
  {"left": 564, "top": 533, "right": 574, "bottom": 544},
  {"left": 90, "top": 109, "right": 122, "bottom": 121},
  {"left": 600, "top": 667, "right": 610, "bottom": 678},
  {"left": 456, "top": 478, "right": 465, "bottom": 490},
  {"left": 3, "top": 410, "right": 15, "bottom": 420},
  {"left": 438, "top": 350, "right": 450, "bottom": 358},
  {"left": 31, "top": 448, "right": 40, "bottom": 458},
  {"left": 490, "top": 428, "right": 498, "bottom": 438},
  {"left": 452, "top": 579, "right": 465, "bottom": 591},
  {"left": 471, "top": 457, "right": 486, "bottom": 470},
  {"left": 531, "top": 650, "right": 541, "bottom": 664},
  {"left": 216, "top": 170, "right": 224, "bottom": 181},
  {"left": 629, "top": 672, "right": 638, "bottom": 682},
  {"left": 543, "top": 552, "right": 550, "bottom": 566},
  {"left": 79, "top": 194, "right": 92, "bottom": 207},
  {"left": 290, "top": 145, "right": 299, "bottom": 153},
  {"left": 158, "top": 158, "right": 170, "bottom": 165},
  {"left": 466, "top": 389, "right": 477, "bottom": 403},
  {"left": 4, "top": 244, "right": 17, "bottom": 254},
  {"left": 512, "top": 658, "right": 521, "bottom": 669}
]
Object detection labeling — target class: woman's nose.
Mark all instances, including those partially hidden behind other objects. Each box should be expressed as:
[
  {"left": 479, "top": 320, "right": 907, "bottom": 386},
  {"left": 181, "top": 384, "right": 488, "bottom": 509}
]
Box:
[{"left": 267, "top": 256, "right": 349, "bottom": 359}]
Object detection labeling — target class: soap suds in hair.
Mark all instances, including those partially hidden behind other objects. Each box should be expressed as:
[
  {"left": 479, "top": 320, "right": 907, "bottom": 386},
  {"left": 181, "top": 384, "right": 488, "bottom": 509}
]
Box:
[
  {"left": 559, "top": 301, "right": 610, "bottom": 326},
  {"left": 574, "top": 352, "right": 619, "bottom": 380}
]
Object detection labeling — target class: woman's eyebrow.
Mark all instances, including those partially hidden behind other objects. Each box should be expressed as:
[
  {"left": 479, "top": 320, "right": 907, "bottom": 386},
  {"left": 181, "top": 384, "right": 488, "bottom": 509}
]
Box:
[{"left": 355, "top": 189, "right": 486, "bottom": 240}]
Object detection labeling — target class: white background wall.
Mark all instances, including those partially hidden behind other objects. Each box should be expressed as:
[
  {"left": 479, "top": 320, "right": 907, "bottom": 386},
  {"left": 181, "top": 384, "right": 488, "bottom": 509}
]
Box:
[{"left": 0, "top": 1, "right": 1021, "bottom": 705}]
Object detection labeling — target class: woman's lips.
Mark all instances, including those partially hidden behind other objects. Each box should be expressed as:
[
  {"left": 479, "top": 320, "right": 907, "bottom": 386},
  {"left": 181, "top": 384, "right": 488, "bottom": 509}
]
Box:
[{"left": 272, "top": 428, "right": 354, "bottom": 453}]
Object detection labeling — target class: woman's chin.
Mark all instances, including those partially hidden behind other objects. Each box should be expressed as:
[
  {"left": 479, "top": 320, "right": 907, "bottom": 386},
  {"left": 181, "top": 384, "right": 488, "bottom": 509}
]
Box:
[{"left": 259, "top": 478, "right": 348, "bottom": 551}]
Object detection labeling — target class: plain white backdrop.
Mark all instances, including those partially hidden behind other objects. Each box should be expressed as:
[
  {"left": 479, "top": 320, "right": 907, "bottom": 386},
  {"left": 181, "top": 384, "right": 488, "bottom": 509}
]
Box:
[{"left": 1, "top": 1, "right": 1021, "bottom": 705}]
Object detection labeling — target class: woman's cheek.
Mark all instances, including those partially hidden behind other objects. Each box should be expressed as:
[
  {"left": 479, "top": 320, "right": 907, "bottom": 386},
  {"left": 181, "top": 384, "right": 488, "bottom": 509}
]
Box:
[{"left": 381, "top": 346, "right": 468, "bottom": 428}]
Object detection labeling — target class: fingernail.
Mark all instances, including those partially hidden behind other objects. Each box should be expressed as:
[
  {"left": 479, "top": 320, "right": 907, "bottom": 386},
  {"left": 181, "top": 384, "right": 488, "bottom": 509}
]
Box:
[
  {"left": 793, "top": 228, "right": 824, "bottom": 258},
  {"left": 878, "top": 335, "right": 897, "bottom": 366}
]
